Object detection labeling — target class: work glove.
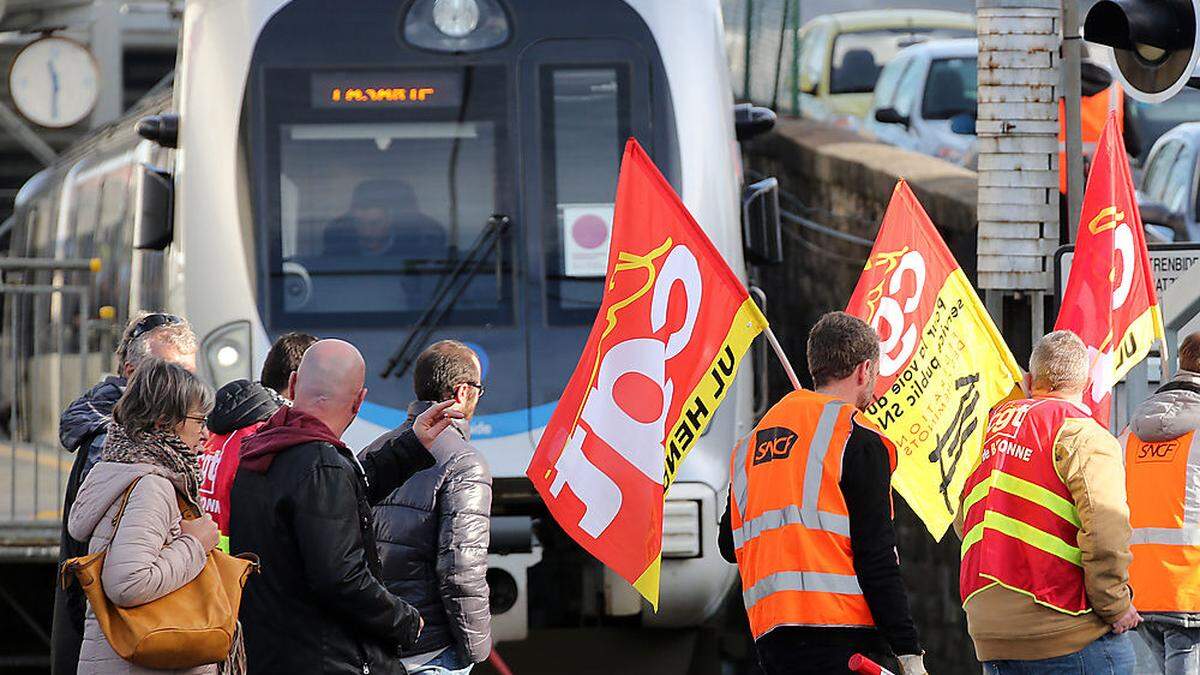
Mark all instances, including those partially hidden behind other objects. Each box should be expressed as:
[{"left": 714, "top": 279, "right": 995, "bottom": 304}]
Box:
[{"left": 897, "top": 653, "right": 929, "bottom": 675}]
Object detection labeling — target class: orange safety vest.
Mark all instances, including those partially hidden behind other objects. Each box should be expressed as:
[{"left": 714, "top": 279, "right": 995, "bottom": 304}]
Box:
[
  {"left": 960, "top": 397, "right": 1092, "bottom": 615},
  {"left": 1122, "top": 430, "right": 1200, "bottom": 612},
  {"left": 1058, "top": 85, "right": 1124, "bottom": 194},
  {"left": 728, "top": 389, "right": 897, "bottom": 639}
]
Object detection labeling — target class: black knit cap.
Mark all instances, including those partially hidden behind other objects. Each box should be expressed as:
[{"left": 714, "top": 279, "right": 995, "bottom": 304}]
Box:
[{"left": 207, "top": 379, "right": 285, "bottom": 435}]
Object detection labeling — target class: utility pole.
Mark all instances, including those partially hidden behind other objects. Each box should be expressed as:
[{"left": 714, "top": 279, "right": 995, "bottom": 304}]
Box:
[
  {"left": 976, "top": 0, "right": 1062, "bottom": 347},
  {"left": 1062, "top": 0, "right": 1084, "bottom": 241}
]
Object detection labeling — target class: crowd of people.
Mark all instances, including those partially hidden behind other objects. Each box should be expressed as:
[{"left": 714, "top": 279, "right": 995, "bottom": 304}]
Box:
[
  {"left": 43, "top": 306, "right": 1200, "bottom": 675},
  {"left": 725, "top": 312, "right": 1200, "bottom": 675},
  {"left": 49, "top": 312, "right": 493, "bottom": 675}
]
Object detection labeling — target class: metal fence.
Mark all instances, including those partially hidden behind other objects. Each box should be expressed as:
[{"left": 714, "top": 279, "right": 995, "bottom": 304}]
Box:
[
  {"left": 723, "top": 0, "right": 801, "bottom": 115},
  {"left": 0, "top": 257, "right": 111, "bottom": 560}
]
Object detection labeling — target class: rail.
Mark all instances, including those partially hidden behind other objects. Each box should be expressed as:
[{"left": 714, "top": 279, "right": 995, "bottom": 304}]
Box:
[{"left": 0, "top": 257, "right": 108, "bottom": 561}]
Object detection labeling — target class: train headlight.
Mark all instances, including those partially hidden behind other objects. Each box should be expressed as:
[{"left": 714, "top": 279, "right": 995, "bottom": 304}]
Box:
[
  {"left": 403, "top": 0, "right": 509, "bottom": 52},
  {"left": 662, "top": 500, "right": 702, "bottom": 559},
  {"left": 202, "top": 321, "right": 252, "bottom": 388},
  {"left": 433, "top": 0, "right": 479, "bottom": 37}
]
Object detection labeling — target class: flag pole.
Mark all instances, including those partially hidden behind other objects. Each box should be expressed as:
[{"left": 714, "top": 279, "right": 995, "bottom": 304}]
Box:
[{"left": 763, "top": 325, "right": 802, "bottom": 391}]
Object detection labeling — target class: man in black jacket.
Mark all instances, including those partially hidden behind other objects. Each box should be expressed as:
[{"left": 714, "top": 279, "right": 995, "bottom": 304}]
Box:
[
  {"left": 230, "top": 339, "right": 460, "bottom": 675},
  {"left": 51, "top": 312, "right": 196, "bottom": 675},
  {"left": 366, "top": 340, "right": 492, "bottom": 674}
]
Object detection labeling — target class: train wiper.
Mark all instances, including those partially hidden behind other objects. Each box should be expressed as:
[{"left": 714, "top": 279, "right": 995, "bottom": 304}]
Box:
[{"left": 380, "top": 214, "right": 511, "bottom": 379}]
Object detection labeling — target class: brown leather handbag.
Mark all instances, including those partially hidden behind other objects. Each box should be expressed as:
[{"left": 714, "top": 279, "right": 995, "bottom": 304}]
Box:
[{"left": 62, "top": 476, "right": 259, "bottom": 669}]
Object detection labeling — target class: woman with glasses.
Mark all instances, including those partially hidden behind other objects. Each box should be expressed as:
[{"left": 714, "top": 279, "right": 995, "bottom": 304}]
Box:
[{"left": 67, "top": 359, "right": 232, "bottom": 674}]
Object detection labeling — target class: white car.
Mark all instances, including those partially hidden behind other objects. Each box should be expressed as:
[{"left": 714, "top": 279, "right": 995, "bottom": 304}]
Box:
[{"left": 863, "top": 38, "right": 978, "bottom": 166}]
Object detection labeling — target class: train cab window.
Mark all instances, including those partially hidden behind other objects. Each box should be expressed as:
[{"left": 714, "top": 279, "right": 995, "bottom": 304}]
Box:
[
  {"left": 539, "top": 66, "right": 630, "bottom": 324},
  {"left": 261, "top": 66, "right": 513, "bottom": 326}
]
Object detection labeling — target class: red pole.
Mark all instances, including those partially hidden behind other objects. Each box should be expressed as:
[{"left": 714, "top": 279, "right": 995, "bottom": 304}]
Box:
[
  {"left": 848, "top": 654, "right": 897, "bottom": 675},
  {"left": 488, "top": 648, "right": 515, "bottom": 675}
]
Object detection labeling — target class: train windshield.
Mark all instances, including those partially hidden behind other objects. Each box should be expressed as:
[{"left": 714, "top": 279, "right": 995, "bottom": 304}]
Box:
[{"left": 260, "top": 66, "right": 513, "bottom": 326}]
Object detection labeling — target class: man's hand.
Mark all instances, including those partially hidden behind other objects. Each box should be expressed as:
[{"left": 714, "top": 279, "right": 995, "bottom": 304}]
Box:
[
  {"left": 897, "top": 653, "right": 928, "bottom": 675},
  {"left": 1111, "top": 606, "right": 1142, "bottom": 634},
  {"left": 413, "top": 399, "right": 464, "bottom": 447}
]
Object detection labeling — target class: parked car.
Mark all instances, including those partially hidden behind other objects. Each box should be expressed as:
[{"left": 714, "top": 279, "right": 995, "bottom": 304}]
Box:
[
  {"left": 863, "top": 38, "right": 977, "bottom": 166},
  {"left": 1137, "top": 123, "right": 1200, "bottom": 242},
  {"left": 793, "top": 9, "right": 975, "bottom": 124}
]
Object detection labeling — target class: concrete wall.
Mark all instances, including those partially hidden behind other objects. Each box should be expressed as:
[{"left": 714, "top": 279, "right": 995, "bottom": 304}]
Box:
[{"left": 743, "top": 118, "right": 981, "bottom": 674}]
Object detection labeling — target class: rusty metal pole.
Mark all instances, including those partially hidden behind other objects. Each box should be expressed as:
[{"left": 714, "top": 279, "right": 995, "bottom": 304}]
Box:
[{"left": 1063, "top": 0, "right": 1085, "bottom": 241}]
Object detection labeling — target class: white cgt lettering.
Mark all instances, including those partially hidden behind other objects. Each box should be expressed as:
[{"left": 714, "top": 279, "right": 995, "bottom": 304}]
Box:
[
  {"left": 548, "top": 244, "right": 703, "bottom": 538},
  {"left": 872, "top": 250, "right": 926, "bottom": 377}
]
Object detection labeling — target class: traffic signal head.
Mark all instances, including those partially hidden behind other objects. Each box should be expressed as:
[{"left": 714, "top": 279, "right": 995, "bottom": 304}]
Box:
[{"left": 1085, "top": 0, "right": 1200, "bottom": 102}]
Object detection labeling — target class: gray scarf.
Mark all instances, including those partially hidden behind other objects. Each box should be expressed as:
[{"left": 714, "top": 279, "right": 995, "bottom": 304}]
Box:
[{"left": 100, "top": 422, "right": 202, "bottom": 509}]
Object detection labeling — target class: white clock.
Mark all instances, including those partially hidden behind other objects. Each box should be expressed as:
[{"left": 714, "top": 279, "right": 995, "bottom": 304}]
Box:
[{"left": 9, "top": 36, "right": 101, "bottom": 129}]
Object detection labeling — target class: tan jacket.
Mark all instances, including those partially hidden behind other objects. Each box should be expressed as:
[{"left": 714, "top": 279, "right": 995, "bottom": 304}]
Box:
[
  {"left": 957, "top": 410, "right": 1133, "bottom": 661},
  {"left": 67, "top": 461, "right": 213, "bottom": 675}
]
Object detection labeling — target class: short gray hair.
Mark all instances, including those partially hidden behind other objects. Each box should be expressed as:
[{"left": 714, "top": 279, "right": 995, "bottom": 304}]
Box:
[
  {"left": 113, "top": 358, "right": 213, "bottom": 440},
  {"left": 117, "top": 311, "right": 197, "bottom": 371},
  {"left": 1030, "top": 330, "right": 1089, "bottom": 392}
]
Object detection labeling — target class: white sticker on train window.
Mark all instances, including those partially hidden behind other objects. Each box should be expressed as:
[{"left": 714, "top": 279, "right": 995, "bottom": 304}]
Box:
[{"left": 561, "top": 203, "right": 614, "bottom": 278}]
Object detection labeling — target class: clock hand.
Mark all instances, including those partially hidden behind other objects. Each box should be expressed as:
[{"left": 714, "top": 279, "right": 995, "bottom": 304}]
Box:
[{"left": 47, "top": 60, "right": 60, "bottom": 120}]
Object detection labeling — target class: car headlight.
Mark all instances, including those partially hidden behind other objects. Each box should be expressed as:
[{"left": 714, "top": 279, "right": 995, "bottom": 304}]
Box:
[
  {"left": 662, "top": 499, "right": 702, "bottom": 559},
  {"left": 403, "top": 0, "right": 509, "bottom": 52},
  {"left": 202, "top": 321, "right": 252, "bottom": 387}
]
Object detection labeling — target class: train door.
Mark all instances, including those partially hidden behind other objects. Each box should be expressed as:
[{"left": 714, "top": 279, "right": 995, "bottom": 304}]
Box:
[{"left": 518, "top": 39, "right": 657, "bottom": 449}]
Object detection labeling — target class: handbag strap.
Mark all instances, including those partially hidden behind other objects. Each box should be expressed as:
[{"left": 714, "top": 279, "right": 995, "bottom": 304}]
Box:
[{"left": 103, "top": 475, "right": 148, "bottom": 554}]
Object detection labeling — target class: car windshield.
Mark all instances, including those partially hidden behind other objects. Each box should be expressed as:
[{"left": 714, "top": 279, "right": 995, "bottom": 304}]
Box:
[
  {"left": 829, "top": 28, "right": 973, "bottom": 94},
  {"left": 922, "top": 56, "right": 978, "bottom": 120},
  {"left": 1130, "top": 88, "right": 1200, "bottom": 163}
]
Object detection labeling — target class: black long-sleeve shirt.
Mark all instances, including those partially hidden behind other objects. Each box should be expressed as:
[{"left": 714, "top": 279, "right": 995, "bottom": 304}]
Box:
[{"left": 720, "top": 422, "right": 922, "bottom": 657}]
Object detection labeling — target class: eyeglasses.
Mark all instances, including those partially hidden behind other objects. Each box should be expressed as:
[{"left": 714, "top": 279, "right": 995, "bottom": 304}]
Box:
[
  {"left": 463, "top": 382, "right": 485, "bottom": 397},
  {"left": 185, "top": 414, "right": 208, "bottom": 425},
  {"left": 129, "top": 313, "right": 183, "bottom": 343}
]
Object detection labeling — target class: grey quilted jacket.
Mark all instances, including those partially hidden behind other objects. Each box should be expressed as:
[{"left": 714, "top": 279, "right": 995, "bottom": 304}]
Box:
[{"left": 362, "top": 402, "right": 493, "bottom": 664}]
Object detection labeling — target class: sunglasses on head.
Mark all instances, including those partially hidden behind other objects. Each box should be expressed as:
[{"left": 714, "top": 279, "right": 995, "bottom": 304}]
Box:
[{"left": 129, "top": 313, "right": 183, "bottom": 342}]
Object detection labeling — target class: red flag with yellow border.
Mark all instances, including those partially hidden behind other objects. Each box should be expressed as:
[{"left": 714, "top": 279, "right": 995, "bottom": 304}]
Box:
[
  {"left": 526, "top": 139, "right": 769, "bottom": 607},
  {"left": 1055, "top": 111, "right": 1164, "bottom": 427}
]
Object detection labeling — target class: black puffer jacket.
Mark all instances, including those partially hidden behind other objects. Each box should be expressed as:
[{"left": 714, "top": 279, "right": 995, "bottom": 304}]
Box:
[
  {"left": 51, "top": 375, "right": 126, "bottom": 675},
  {"left": 365, "top": 402, "right": 493, "bottom": 663},
  {"left": 230, "top": 407, "right": 434, "bottom": 675}
]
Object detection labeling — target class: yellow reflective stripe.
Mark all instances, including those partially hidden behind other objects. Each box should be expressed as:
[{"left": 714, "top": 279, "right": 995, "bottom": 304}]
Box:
[
  {"left": 961, "top": 470, "right": 1080, "bottom": 527},
  {"left": 218, "top": 534, "right": 230, "bottom": 554},
  {"left": 961, "top": 511, "right": 1083, "bottom": 566}
]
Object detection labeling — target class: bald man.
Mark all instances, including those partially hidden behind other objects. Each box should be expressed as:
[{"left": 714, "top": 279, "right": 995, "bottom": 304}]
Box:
[{"left": 230, "top": 339, "right": 461, "bottom": 675}]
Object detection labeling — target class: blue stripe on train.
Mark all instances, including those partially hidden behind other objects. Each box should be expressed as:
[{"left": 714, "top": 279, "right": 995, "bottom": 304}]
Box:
[{"left": 358, "top": 400, "right": 557, "bottom": 440}]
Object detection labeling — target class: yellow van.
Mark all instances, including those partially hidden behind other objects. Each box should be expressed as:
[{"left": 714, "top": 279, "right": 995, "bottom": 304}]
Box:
[{"left": 794, "top": 10, "right": 975, "bottom": 123}]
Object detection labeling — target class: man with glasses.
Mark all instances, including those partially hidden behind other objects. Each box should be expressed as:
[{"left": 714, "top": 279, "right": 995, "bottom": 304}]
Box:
[
  {"left": 51, "top": 312, "right": 198, "bottom": 675},
  {"left": 364, "top": 340, "right": 492, "bottom": 675}
]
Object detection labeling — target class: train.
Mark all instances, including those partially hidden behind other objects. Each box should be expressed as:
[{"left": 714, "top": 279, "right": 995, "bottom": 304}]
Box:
[{"left": 2, "top": 0, "right": 781, "bottom": 656}]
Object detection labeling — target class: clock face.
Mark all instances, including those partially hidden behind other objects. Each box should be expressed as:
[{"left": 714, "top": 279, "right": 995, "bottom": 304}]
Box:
[{"left": 9, "top": 37, "right": 100, "bottom": 129}]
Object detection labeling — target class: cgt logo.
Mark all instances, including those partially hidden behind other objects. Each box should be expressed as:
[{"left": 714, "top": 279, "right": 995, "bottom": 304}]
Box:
[
  {"left": 753, "top": 427, "right": 799, "bottom": 466},
  {"left": 1136, "top": 440, "right": 1179, "bottom": 463}
]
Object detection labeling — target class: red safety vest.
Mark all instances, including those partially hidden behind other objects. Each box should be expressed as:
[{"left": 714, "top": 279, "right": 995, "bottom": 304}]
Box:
[
  {"left": 960, "top": 397, "right": 1091, "bottom": 615},
  {"left": 729, "top": 389, "right": 897, "bottom": 639},
  {"left": 198, "top": 422, "right": 263, "bottom": 552}
]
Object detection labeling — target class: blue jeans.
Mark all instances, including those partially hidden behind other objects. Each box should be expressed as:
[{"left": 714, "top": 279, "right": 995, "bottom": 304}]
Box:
[
  {"left": 1138, "top": 622, "right": 1200, "bottom": 675},
  {"left": 983, "top": 632, "right": 1136, "bottom": 674},
  {"left": 406, "top": 650, "right": 473, "bottom": 675}
]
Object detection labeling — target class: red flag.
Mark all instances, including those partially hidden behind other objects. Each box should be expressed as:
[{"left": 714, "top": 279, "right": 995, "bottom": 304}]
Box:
[
  {"left": 525, "top": 139, "right": 768, "bottom": 607},
  {"left": 1055, "top": 111, "right": 1164, "bottom": 427}
]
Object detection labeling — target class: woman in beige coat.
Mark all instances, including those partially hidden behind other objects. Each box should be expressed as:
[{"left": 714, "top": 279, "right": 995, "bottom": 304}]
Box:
[{"left": 68, "top": 359, "right": 223, "bottom": 674}]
